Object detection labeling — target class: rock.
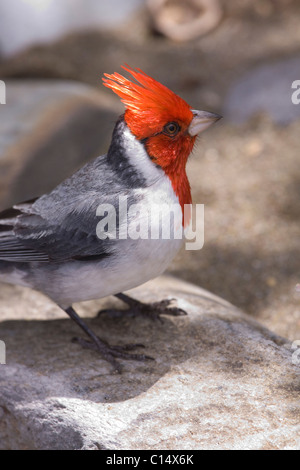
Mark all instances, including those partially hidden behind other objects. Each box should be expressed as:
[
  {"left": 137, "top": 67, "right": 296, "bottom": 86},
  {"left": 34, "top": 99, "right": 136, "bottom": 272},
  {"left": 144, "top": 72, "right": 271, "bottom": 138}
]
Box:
[
  {"left": 0, "top": 275, "right": 299, "bottom": 450},
  {"left": 223, "top": 56, "right": 300, "bottom": 125},
  {"left": 147, "top": 0, "right": 223, "bottom": 42},
  {"left": 0, "top": 80, "right": 120, "bottom": 210},
  {"left": 0, "top": 0, "right": 146, "bottom": 58}
]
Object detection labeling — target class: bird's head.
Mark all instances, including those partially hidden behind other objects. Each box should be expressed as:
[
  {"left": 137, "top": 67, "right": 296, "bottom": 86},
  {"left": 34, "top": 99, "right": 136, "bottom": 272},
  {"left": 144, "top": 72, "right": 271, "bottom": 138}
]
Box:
[
  {"left": 103, "top": 65, "right": 220, "bottom": 170},
  {"left": 103, "top": 65, "right": 221, "bottom": 218}
]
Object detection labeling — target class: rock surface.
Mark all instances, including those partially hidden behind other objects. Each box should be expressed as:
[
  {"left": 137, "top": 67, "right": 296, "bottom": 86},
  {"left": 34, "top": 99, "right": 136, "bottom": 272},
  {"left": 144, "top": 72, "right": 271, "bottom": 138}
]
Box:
[
  {"left": 0, "top": 80, "right": 119, "bottom": 210},
  {"left": 0, "top": 276, "right": 299, "bottom": 450}
]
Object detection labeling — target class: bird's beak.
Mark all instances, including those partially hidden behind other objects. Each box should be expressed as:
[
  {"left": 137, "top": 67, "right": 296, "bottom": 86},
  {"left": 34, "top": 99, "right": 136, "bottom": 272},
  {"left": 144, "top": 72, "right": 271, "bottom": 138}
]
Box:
[{"left": 188, "top": 110, "right": 222, "bottom": 136}]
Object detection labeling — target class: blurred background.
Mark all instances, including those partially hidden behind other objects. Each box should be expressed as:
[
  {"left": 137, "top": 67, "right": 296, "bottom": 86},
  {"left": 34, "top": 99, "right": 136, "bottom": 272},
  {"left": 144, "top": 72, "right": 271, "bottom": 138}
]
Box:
[{"left": 0, "top": 0, "right": 299, "bottom": 340}]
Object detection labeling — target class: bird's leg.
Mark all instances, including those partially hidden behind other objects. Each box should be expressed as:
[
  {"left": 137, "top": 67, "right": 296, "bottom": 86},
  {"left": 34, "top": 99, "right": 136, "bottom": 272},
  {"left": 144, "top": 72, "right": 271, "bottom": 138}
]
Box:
[
  {"left": 64, "top": 306, "right": 153, "bottom": 372},
  {"left": 98, "top": 292, "right": 187, "bottom": 322}
]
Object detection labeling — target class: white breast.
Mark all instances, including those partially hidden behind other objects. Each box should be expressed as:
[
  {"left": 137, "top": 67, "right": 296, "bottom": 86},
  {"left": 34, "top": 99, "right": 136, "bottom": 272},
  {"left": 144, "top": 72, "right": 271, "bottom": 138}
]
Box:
[{"left": 44, "top": 174, "right": 183, "bottom": 306}]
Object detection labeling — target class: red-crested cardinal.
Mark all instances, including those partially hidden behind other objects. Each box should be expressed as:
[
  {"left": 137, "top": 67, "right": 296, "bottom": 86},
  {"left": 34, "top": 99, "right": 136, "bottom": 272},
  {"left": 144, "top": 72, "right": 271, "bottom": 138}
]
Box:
[{"left": 0, "top": 66, "right": 221, "bottom": 371}]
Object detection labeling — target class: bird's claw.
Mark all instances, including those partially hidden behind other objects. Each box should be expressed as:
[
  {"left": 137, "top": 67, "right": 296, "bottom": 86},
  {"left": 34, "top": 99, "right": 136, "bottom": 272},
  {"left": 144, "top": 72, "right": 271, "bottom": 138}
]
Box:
[
  {"left": 98, "top": 297, "right": 187, "bottom": 323},
  {"left": 72, "top": 336, "right": 154, "bottom": 373}
]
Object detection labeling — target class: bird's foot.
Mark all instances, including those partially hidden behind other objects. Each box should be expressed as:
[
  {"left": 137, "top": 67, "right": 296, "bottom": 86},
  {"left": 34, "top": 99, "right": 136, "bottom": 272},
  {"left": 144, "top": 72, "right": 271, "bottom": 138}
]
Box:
[
  {"left": 98, "top": 293, "right": 187, "bottom": 323},
  {"left": 64, "top": 306, "right": 153, "bottom": 373},
  {"left": 72, "top": 336, "right": 153, "bottom": 373}
]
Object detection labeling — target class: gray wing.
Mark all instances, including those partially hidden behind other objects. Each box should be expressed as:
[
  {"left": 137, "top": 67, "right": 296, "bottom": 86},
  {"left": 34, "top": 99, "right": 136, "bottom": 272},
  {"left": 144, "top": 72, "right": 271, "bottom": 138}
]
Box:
[
  {"left": 0, "top": 199, "right": 110, "bottom": 263},
  {"left": 0, "top": 154, "right": 135, "bottom": 263}
]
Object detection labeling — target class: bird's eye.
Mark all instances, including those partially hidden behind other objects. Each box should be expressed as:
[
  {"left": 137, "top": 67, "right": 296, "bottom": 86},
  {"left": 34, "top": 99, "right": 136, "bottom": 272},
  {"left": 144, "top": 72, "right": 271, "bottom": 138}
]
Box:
[{"left": 163, "top": 122, "right": 180, "bottom": 136}]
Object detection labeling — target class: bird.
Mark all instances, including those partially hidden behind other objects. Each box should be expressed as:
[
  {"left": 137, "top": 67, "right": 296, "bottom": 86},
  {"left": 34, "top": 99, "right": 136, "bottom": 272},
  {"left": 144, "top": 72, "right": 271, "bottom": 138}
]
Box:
[{"left": 0, "top": 65, "right": 221, "bottom": 371}]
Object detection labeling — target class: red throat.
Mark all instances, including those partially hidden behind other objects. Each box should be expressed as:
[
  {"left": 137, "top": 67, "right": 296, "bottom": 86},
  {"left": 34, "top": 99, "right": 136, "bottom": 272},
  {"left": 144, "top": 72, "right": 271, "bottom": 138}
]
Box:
[
  {"left": 102, "top": 65, "right": 196, "bottom": 226},
  {"left": 144, "top": 132, "right": 195, "bottom": 225}
]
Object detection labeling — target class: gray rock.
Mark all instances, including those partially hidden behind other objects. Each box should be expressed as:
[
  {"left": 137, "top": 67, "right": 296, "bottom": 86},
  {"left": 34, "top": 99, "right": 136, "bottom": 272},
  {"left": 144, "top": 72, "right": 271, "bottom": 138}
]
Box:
[
  {"left": 0, "top": 275, "right": 299, "bottom": 450},
  {"left": 0, "top": 80, "right": 119, "bottom": 210},
  {"left": 223, "top": 56, "right": 300, "bottom": 125}
]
